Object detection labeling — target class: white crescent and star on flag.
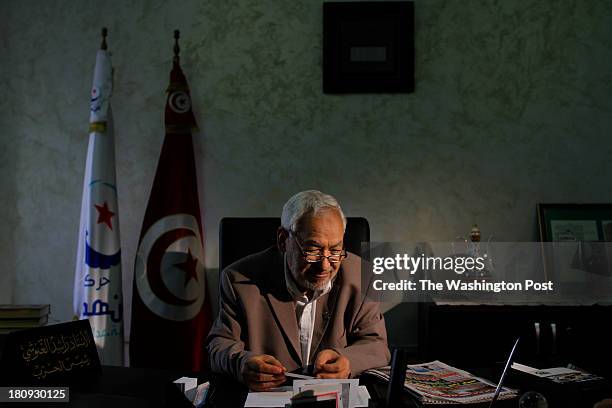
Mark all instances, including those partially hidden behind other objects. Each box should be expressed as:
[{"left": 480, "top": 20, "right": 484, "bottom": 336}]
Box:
[
  {"left": 85, "top": 181, "right": 121, "bottom": 268},
  {"left": 135, "top": 213, "right": 205, "bottom": 321},
  {"left": 168, "top": 91, "right": 191, "bottom": 113}
]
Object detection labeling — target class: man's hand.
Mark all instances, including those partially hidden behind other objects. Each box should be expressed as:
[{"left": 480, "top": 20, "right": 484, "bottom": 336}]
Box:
[
  {"left": 314, "top": 349, "right": 351, "bottom": 379},
  {"left": 241, "top": 354, "right": 287, "bottom": 391}
]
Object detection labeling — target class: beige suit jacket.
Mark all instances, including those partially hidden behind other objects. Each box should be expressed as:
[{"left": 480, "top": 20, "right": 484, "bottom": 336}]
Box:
[{"left": 206, "top": 246, "right": 390, "bottom": 381}]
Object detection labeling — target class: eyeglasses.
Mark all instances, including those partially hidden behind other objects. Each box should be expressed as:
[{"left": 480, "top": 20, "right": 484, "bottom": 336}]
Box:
[{"left": 289, "top": 231, "right": 347, "bottom": 264}]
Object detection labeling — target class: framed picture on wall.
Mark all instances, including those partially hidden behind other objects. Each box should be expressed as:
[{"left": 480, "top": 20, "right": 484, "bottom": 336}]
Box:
[
  {"left": 323, "top": 1, "right": 415, "bottom": 93},
  {"left": 537, "top": 204, "right": 612, "bottom": 281},
  {"left": 537, "top": 203, "right": 612, "bottom": 242}
]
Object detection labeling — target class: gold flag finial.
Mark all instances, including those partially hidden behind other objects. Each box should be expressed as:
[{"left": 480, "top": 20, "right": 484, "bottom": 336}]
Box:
[
  {"left": 101, "top": 27, "right": 108, "bottom": 50},
  {"left": 173, "top": 29, "right": 180, "bottom": 62}
]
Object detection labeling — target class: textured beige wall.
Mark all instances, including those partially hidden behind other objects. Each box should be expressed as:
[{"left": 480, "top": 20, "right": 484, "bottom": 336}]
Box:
[{"left": 2, "top": 0, "right": 612, "bottom": 347}]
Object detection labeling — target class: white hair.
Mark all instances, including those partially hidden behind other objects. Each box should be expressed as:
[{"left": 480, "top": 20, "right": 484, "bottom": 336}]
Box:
[{"left": 281, "top": 190, "right": 347, "bottom": 233}]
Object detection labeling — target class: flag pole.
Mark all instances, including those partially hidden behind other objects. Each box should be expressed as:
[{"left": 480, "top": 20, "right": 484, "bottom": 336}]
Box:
[
  {"left": 101, "top": 27, "right": 108, "bottom": 50},
  {"left": 173, "top": 29, "right": 180, "bottom": 62}
]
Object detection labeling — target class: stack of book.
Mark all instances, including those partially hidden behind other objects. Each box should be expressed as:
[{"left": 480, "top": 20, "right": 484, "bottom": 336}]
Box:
[{"left": 0, "top": 304, "right": 50, "bottom": 334}]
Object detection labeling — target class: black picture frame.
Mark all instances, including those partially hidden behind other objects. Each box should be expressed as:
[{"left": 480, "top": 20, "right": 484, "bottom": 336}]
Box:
[
  {"left": 323, "top": 1, "right": 415, "bottom": 93},
  {"left": 537, "top": 203, "right": 612, "bottom": 242},
  {"left": 537, "top": 204, "right": 612, "bottom": 281}
]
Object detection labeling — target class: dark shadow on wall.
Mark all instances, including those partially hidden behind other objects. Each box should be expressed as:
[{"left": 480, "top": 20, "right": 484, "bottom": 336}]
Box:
[
  {"left": 0, "top": 2, "right": 20, "bottom": 304},
  {"left": 0, "top": 131, "right": 18, "bottom": 303},
  {"left": 383, "top": 302, "right": 419, "bottom": 351}
]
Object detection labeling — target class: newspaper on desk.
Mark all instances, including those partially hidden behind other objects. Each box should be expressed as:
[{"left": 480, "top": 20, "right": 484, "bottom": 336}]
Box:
[{"left": 364, "top": 360, "right": 517, "bottom": 404}]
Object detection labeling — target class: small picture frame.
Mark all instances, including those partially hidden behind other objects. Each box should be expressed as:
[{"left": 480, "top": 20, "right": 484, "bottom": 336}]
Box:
[
  {"left": 537, "top": 203, "right": 612, "bottom": 242},
  {"left": 537, "top": 204, "right": 612, "bottom": 281},
  {"left": 323, "top": 1, "right": 415, "bottom": 93}
]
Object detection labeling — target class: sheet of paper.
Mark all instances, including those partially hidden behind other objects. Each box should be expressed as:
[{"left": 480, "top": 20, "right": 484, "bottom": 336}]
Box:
[
  {"left": 284, "top": 371, "right": 315, "bottom": 380},
  {"left": 511, "top": 362, "right": 537, "bottom": 374},
  {"left": 244, "top": 383, "right": 370, "bottom": 408},
  {"left": 355, "top": 385, "right": 370, "bottom": 408},
  {"left": 533, "top": 367, "right": 580, "bottom": 377},
  {"left": 294, "top": 383, "right": 342, "bottom": 403},
  {"left": 244, "top": 387, "right": 293, "bottom": 408}
]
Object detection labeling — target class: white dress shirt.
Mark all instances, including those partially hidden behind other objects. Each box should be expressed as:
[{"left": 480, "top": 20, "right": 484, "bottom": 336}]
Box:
[{"left": 284, "top": 256, "right": 332, "bottom": 368}]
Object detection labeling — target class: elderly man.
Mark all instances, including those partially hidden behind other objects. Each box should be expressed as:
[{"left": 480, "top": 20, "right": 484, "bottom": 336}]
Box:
[{"left": 207, "top": 190, "right": 390, "bottom": 391}]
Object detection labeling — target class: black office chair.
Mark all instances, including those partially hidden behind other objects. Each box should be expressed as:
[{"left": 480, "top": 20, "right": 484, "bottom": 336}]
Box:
[{"left": 218, "top": 217, "right": 370, "bottom": 271}]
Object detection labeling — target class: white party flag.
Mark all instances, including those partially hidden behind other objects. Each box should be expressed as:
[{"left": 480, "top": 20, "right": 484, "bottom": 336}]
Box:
[{"left": 73, "top": 42, "right": 124, "bottom": 366}]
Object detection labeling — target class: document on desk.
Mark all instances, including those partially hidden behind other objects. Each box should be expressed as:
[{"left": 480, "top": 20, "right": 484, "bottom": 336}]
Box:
[
  {"left": 284, "top": 371, "right": 314, "bottom": 380},
  {"left": 293, "top": 379, "right": 360, "bottom": 408},
  {"left": 511, "top": 362, "right": 604, "bottom": 384},
  {"left": 244, "top": 382, "right": 369, "bottom": 408},
  {"left": 244, "top": 386, "right": 293, "bottom": 407},
  {"left": 355, "top": 385, "right": 370, "bottom": 407}
]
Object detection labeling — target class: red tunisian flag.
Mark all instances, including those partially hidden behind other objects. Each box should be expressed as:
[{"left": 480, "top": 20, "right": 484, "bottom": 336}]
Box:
[{"left": 130, "top": 56, "right": 211, "bottom": 371}]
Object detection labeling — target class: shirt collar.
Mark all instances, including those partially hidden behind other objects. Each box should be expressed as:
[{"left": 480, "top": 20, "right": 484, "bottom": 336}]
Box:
[{"left": 284, "top": 253, "right": 332, "bottom": 303}]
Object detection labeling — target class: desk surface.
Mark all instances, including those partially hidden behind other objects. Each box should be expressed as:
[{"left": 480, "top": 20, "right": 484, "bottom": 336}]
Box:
[
  {"left": 2, "top": 365, "right": 607, "bottom": 408},
  {"left": 206, "top": 367, "right": 612, "bottom": 408}
]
